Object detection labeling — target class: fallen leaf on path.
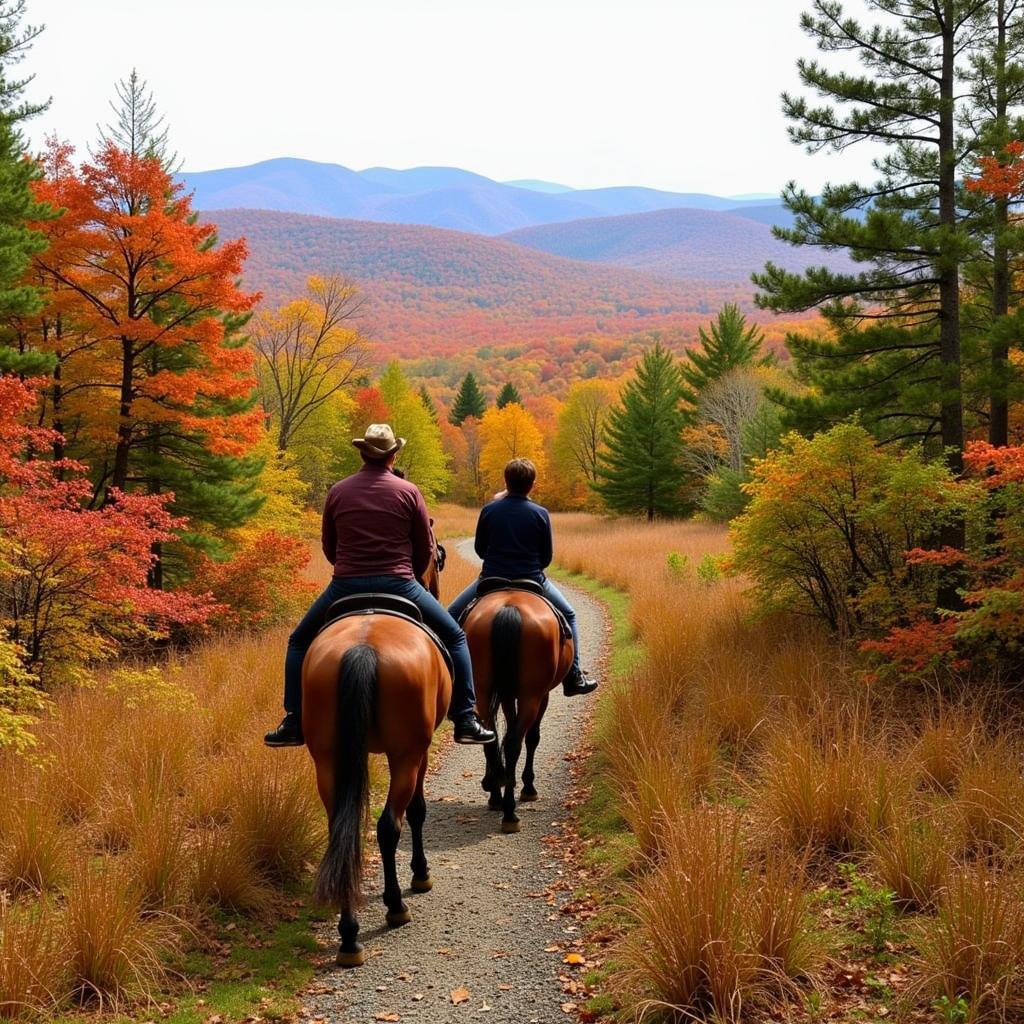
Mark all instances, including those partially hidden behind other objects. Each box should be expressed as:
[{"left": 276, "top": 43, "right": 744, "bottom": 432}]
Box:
[
  {"left": 560, "top": 1003, "right": 578, "bottom": 1013},
  {"left": 374, "top": 1015, "right": 400, "bottom": 1023},
  {"left": 564, "top": 952, "right": 585, "bottom": 965},
  {"left": 498, "top": 984, "right": 512, "bottom": 991},
  {"left": 412, "top": 993, "right": 424, "bottom": 1001},
  {"left": 451, "top": 987, "right": 471, "bottom": 1005}
]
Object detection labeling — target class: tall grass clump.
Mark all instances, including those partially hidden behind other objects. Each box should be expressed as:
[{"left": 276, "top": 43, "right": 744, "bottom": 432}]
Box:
[
  {"left": 760, "top": 712, "right": 898, "bottom": 856},
  {"left": 918, "top": 862, "right": 1024, "bottom": 1021},
  {"left": 64, "top": 862, "right": 175, "bottom": 1008},
  {"left": 953, "top": 744, "right": 1024, "bottom": 860},
  {"left": 0, "top": 897, "right": 67, "bottom": 1021},
  {"left": 227, "top": 753, "right": 325, "bottom": 883},
  {"left": 620, "top": 806, "right": 817, "bottom": 1022},
  {"left": 0, "top": 791, "right": 69, "bottom": 895},
  {"left": 870, "top": 809, "right": 951, "bottom": 911}
]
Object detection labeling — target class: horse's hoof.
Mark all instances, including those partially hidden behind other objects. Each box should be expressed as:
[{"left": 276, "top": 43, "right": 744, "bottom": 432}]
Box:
[
  {"left": 488, "top": 796, "right": 503, "bottom": 811},
  {"left": 411, "top": 875, "right": 433, "bottom": 893},
  {"left": 520, "top": 790, "right": 539, "bottom": 802},
  {"left": 336, "top": 945, "right": 365, "bottom": 968},
  {"left": 481, "top": 777, "right": 493, "bottom": 792},
  {"left": 501, "top": 818, "right": 521, "bottom": 834},
  {"left": 386, "top": 906, "right": 412, "bottom": 927}
]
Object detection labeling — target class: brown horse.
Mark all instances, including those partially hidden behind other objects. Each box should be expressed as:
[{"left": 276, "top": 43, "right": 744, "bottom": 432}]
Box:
[
  {"left": 462, "top": 589, "right": 574, "bottom": 833},
  {"left": 303, "top": 547, "right": 449, "bottom": 967}
]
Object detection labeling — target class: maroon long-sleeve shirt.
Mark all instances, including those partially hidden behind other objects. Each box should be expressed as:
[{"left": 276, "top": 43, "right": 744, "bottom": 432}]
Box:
[{"left": 321, "top": 463, "right": 433, "bottom": 580}]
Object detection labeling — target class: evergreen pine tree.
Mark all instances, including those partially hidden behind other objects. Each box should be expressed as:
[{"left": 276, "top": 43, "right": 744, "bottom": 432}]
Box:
[
  {"left": 963, "top": 1, "right": 1024, "bottom": 446},
  {"left": 681, "top": 304, "right": 767, "bottom": 400},
  {"left": 418, "top": 383, "right": 438, "bottom": 422},
  {"left": 0, "top": 1, "right": 52, "bottom": 376},
  {"left": 595, "top": 343, "right": 690, "bottom": 521},
  {"left": 449, "top": 371, "right": 486, "bottom": 425},
  {"left": 753, "top": 0, "right": 988, "bottom": 480},
  {"left": 98, "top": 68, "right": 178, "bottom": 169},
  {"left": 496, "top": 381, "right": 522, "bottom": 408}
]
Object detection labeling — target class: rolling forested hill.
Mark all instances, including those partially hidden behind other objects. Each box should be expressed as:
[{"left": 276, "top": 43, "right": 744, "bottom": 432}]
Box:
[
  {"left": 211, "top": 208, "right": 760, "bottom": 356},
  {"left": 502, "top": 207, "right": 838, "bottom": 280}
]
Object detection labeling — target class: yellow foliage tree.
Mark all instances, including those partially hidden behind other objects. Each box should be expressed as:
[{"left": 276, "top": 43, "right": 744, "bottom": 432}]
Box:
[
  {"left": 479, "top": 403, "right": 547, "bottom": 494},
  {"left": 552, "top": 380, "right": 616, "bottom": 509}
]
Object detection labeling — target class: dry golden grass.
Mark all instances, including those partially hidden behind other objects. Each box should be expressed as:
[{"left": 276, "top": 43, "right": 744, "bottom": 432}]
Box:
[
  {"left": 64, "top": 861, "right": 176, "bottom": 1009},
  {"left": 0, "top": 626, "right": 326, "bottom": 1017},
  {"left": 918, "top": 861, "right": 1024, "bottom": 1021},
  {"left": 620, "top": 805, "right": 817, "bottom": 1022},
  {"left": 0, "top": 896, "right": 66, "bottom": 1021},
  {"left": 541, "top": 512, "right": 1024, "bottom": 1021},
  {"left": 870, "top": 809, "right": 951, "bottom": 911}
]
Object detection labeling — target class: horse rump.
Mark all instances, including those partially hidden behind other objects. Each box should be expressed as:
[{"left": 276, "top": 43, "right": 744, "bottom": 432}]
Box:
[{"left": 314, "top": 643, "right": 377, "bottom": 909}]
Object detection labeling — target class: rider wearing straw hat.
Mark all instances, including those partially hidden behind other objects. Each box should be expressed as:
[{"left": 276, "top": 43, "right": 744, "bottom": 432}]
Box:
[{"left": 264, "top": 424, "right": 496, "bottom": 748}]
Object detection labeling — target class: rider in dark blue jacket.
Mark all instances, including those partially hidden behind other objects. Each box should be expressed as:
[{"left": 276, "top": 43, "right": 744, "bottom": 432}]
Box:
[{"left": 448, "top": 458, "right": 598, "bottom": 697}]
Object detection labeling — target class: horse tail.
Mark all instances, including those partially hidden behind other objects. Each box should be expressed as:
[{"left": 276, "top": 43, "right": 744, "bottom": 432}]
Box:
[
  {"left": 490, "top": 605, "right": 521, "bottom": 781},
  {"left": 313, "top": 643, "right": 377, "bottom": 909}
]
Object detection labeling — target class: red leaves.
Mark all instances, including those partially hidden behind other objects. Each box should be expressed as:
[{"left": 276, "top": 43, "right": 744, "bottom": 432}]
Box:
[{"left": 966, "top": 140, "right": 1024, "bottom": 199}]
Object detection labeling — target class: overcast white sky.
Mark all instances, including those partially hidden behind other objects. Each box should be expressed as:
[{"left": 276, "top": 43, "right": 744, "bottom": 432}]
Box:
[{"left": 23, "top": 0, "right": 879, "bottom": 195}]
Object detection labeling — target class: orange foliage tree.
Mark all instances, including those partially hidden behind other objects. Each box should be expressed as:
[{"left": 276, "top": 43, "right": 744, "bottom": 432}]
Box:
[{"left": 27, "top": 142, "right": 262, "bottom": 555}]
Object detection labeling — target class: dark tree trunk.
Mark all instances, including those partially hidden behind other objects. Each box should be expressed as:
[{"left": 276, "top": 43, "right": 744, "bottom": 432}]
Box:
[{"left": 990, "top": 0, "right": 1010, "bottom": 447}]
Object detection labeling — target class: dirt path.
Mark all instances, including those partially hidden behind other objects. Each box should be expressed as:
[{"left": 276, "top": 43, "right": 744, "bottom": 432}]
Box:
[{"left": 304, "top": 543, "right": 606, "bottom": 1024}]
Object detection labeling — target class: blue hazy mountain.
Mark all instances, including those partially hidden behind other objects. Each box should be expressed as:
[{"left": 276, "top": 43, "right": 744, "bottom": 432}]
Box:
[
  {"left": 503, "top": 178, "right": 575, "bottom": 193},
  {"left": 178, "top": 157, "right": 780, "bottom": 236}
]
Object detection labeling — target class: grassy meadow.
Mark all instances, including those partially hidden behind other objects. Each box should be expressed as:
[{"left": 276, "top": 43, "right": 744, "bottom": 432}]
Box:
[
  {"left": 0, "top": 511, "right": 476, "bottom": 1022},
  {"left": 546, "top": 515, "right": 1024, "bottom": 1023},
  {"left": 5, "top": 505, "right": 1022, "bottom": 1024}
]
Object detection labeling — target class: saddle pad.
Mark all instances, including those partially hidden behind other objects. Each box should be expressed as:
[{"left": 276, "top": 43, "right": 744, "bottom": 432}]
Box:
[
  {"left": 319, "top": 602, "right": 454, "bottom": 681},
  {"left": 457, "top": 580, "right": 572, "bottom": 642}
]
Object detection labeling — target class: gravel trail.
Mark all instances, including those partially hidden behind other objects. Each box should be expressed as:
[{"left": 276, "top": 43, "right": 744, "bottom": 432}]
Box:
[{"left": 305, "top": 541, "right": 606, "bottom": 1024}]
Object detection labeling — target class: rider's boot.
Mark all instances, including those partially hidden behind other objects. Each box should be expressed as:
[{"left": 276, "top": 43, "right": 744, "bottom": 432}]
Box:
[
  {"left": 562, "top": 666, "right": 598, "bottom": 697},
  {"left": 454, "top": 711, "right": 496, "bottom": 745},
  {"left": 264, "top": 712, "right": 305, "bottom": 747}
]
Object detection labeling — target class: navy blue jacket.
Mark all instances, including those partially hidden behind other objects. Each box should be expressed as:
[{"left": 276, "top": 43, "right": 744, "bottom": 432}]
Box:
[{"left": 474, "top": 494, "right": 553, "bottom": 582}]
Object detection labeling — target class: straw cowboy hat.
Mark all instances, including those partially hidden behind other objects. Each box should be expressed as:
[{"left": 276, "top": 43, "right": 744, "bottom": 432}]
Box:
[{"left": 352, "top": 423, "right": 406, "bottom": 459}]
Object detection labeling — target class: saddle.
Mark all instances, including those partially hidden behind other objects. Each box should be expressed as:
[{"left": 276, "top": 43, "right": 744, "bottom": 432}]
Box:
[
  {"left": 321, "top": 594, "right": 454, "bottom": 680},
  {"left": 456, "top": 577, "right": 573, "bottom": 642}
]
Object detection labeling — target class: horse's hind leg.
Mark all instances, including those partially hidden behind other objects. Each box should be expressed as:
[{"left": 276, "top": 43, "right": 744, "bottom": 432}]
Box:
[
  {"left": 500, "top": 698, "right": 528, "bottom": 834},
  {"left": 407, "top": 756, "right": 433, "bottom": 893},
  {"left": 378, "top": 759, "right": 418, "bottom": 927},
  {"left": 336, "top": 908, "right": 363, "bottom": 968},
  {"left": 484, "top": 740, "right": 503, "bottom": 810},
  {"left": 521, "top": 694, "right": 549, "bottom": 802}
]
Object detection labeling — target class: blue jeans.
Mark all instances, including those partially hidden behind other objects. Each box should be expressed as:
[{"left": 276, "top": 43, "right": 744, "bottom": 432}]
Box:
[
  {"left": 448, "top": 576, "right": 581, "bottom": 674},
  {"left": 284, "top": 575, "right": 477, "bottom": 720}
]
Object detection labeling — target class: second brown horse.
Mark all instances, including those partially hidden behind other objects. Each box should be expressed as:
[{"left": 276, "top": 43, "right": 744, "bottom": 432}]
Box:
[{"left": 462, "top": 588, "right": 574, "bottom": 832}]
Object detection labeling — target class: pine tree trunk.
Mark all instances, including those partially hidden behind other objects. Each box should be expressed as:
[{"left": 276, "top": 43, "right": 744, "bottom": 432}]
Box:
[
  {"left": 938, "top": 4, "right": 965, "bottom": 478},
  {"left": 990, "top": 0, "right": 1010, "bottom": 448},
  {"left": 937, "top": 2, "right": 967, "bottom": 604}
]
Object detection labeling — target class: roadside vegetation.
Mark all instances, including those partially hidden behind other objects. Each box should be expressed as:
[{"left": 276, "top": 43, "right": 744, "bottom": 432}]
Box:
[{"left": 551, "top": 513, "right": 1024, "bottom": 1023}]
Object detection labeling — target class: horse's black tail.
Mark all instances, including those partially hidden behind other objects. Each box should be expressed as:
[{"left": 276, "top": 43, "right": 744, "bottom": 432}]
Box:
[
  {"left": 313, "top": 643, "right": 377, "bottom": 910},
  {"left": 490, "top": 605, "right": 521, "bottom": 782}
]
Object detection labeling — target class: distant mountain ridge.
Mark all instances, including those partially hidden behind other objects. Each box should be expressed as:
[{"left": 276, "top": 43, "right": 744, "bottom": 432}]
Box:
[
  {"left": 502, "top": 207, "right": 832, "bottom": 281},
  {"left": 179, "top": 157, "right": 788, "bottom": 236}
]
